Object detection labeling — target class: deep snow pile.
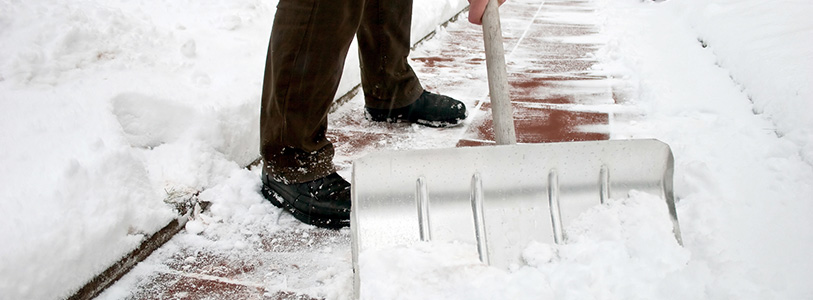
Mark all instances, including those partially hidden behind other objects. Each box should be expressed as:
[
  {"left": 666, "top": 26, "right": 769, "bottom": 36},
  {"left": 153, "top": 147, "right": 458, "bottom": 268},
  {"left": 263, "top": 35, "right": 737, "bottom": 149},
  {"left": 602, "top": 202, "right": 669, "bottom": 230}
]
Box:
[
  {"left": 0, "top": 0, "right": 466, "bottom": 298},
  {"left": 666, "top": 0, "right": 813, "bottom": 164},
  {"left": 0, "top": 1, "right": 272, "bottom": 298},
  {"left": 599, "top": 1, "right": 813, "bottom": 297}
]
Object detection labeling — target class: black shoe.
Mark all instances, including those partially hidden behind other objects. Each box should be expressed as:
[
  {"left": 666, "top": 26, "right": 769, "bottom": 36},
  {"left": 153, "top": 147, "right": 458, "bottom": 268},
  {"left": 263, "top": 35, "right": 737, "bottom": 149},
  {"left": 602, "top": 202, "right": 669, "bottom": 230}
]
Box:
[
  {"left": 261, "top": 171, "right": 351, "bottom": 229},
  {"left": 366, "top": 91, "right": 467, "bottom": 127}
]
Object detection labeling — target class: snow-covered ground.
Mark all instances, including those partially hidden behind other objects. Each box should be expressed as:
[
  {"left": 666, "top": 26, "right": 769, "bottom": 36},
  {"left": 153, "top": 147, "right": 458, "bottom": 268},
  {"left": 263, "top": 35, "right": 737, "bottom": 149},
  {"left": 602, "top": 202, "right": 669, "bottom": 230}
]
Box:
[
  {"left": 595, "top": 1, "right": 813, "bottom": 298},
  {"left": 1, "top": 0, "right": 811, "bottom": 299}
]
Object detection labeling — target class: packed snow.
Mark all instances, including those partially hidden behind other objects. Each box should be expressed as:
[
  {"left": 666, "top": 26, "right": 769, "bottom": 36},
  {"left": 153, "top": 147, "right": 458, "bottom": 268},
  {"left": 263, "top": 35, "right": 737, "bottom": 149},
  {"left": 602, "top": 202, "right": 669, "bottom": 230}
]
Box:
[{"left": 1, "top": 0, "right": 811, "bottom": 299}]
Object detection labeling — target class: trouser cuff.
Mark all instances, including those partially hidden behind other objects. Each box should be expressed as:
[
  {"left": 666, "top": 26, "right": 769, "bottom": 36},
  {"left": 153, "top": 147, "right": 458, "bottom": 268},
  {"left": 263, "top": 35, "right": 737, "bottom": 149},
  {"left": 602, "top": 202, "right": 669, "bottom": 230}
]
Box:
[{"left": 263, "top": 145, "right": 336, "bottom": 184}]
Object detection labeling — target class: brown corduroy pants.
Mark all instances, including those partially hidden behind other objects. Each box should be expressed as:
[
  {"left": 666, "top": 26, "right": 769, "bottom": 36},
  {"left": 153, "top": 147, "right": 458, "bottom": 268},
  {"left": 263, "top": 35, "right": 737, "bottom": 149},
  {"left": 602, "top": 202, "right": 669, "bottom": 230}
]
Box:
[{"left": 260, "top": 0, "right": 425, "bottom": 183}]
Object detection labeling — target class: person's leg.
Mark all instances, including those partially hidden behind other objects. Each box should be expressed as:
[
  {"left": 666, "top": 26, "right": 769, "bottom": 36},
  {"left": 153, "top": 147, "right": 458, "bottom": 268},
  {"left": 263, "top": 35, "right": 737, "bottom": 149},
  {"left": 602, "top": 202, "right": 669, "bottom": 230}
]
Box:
[
  {"left": 357, "top": 0, "right": 467, "bottom": 127},
  {"left": 259, "top": 0, "right": 363, "bottom": 228},
  {"left": 260, "top": 0, "right": 363, "bottom": 184},
  {"left": 356, "top": 0, "right": 424, "bottom": 110}
]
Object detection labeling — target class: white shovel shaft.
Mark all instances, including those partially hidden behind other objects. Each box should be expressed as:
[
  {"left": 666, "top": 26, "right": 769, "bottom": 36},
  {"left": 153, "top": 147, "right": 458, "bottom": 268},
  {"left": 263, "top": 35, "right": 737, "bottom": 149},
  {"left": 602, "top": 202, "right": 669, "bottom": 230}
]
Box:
[{"left": 482, "top": 0, "right": 517, "bottom": 145}]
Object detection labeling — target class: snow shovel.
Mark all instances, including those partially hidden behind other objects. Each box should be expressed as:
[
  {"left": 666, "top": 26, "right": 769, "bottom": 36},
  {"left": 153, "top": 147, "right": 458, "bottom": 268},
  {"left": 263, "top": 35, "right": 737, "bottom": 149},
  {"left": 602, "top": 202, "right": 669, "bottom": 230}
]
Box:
[{"left": 350, "top": 0, "right": 682, "bottom": 296}]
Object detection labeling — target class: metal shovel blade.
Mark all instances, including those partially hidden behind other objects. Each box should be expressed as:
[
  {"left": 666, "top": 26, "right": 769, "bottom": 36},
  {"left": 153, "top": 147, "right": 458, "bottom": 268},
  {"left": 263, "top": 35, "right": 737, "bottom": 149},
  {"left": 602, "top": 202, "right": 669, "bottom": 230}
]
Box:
[{"left": 351, "top": 139, "right": 682, "bottom": 293}]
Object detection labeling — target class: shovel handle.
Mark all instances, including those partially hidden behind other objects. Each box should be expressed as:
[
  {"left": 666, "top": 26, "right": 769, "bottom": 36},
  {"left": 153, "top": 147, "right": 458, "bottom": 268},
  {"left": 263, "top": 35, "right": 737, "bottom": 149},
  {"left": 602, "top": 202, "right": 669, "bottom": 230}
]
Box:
[{"left": 481, "top": 0, "right": 517, "bottom": 145}]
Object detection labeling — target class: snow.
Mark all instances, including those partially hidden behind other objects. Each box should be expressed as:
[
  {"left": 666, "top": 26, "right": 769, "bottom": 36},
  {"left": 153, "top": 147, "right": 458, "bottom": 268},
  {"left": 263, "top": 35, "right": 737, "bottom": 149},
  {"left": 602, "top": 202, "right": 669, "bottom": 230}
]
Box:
[
  {"left": 667, "top": 0, "right": 813, "bottom": 164},
  {"left": 0, "top": 0, "right": 273, "bottom": 298},
  {"left": 598, "top": 2, "right": 813, "bottom": 298},
  {"left": 1, "top": 0, "right": 812, "bottom": 299},
  {"left": 358, "top": 191, "right": 687, "bottom": 300}
]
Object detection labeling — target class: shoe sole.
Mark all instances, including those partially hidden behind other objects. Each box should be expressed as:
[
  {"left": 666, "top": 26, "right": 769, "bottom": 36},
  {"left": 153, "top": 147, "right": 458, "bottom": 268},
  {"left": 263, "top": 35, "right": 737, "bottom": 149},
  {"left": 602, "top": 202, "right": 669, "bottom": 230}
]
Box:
[
  {"left": 414, "top": 118, "right": 465, "bottom": 128},
  {"left": 366, "top": 113, "right": 464, "bottom": 128},
  {"left": 261, "top": 184, "right": 350, "bottom": 229}
]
